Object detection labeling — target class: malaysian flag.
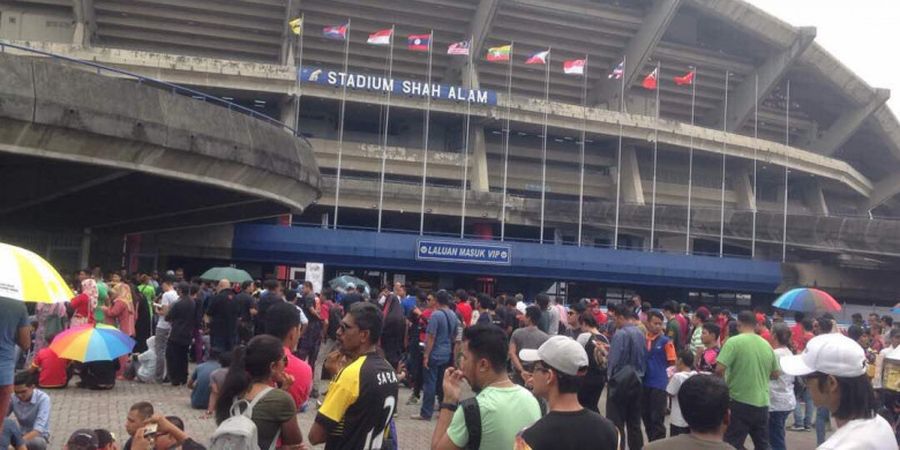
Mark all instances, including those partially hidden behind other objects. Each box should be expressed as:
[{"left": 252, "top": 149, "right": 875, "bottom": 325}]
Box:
[
  {"left": 447, "top": 40, "right": 470, "bottom": 56},
  {"left": 609, "top": 60, "right": 624, "bottom": 79}
]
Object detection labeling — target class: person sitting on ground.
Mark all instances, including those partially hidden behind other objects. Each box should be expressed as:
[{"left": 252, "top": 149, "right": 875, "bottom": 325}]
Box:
[
  {"left": 667, "top": 349, "right": 698, "bottom": 437},
  {"left": 123, "top": 336, "right": 156, "bottom": 384},
  {"left": 63, "top": 429, "right": 99, "bottom": 450},
  {"left": 646, "top": 374, "right": 734, "bottom": 449},
  {"left": 10, "top": 371, "right": 50, "bottom": 450},
  {"left": 74, "top": 358, "right": 119, "bottom": 390},
  {"left": 28, "top": 332, "right": 71, "bottom": 388},
  {"left": 206, "top": 351, "right": 231, "bottom": 418},
  {"left": 132, "top": 415, "right": 206, "bottom": 450},
  {"left": 93, "top": 429, "right": 115, "bottom": 450},
  {"left": 780, "top": 333, "right": 897, "bottom": 450},
  {"left": 187, "top": 349, "right": 221, "bottom": 410},
  {"left": 431, "top": 324, "right": 541, "bottom": 450},
  {"left": 515, "top": 335, "right": 619, "bottom": 450},
  {"left": 122, "top": 401, "right": 154, "bottom": 450}
]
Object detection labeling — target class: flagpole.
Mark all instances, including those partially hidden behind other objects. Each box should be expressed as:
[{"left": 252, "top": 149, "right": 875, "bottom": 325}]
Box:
[
  {"left": 539, "top": 47, "right": 551, "bottom": 244},
  {"left": 751, "top": 73, "right": 759, "bottom": 258},
  {"left": 293, "top": 13, "right": 304, "bottom": 137},
  {"left": 719, "top": 70, "right": 729, "bottom": 258},
  {"left": 500, "top": 41, "right": 514, "bottom": 242},
  {"left": 650, "top": 61, "right": 660, "bottom": 252},
  {"left": 685, "top": 67, "right": 696, "bottom": 255},
  {"left": 782, "top": 79, "right": 790, "bottom": 262},
  {"left": 333, "top": 19, "right": 351, "bottom": 229},
  {"left": 460, "top": 34, "right": 474, "bottom": 239},
  {"left": 613, "top": 55, "right": 626, "bottom": 250},
  {"left": 377, "top": 26, "right": 396, "bottom": 233},
  {"left": 419, "top": 30, "right": 434, "bottom": 236},
  {"left": 577, "top": 55, "right": 589, "bottom": 246}
]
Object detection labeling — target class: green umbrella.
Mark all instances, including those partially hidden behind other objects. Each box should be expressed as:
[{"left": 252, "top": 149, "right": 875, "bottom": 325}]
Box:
[
  {"left": 199, "top": 267, "right": 253, "bottom": 283},
  {"left": 329, "top": 275, "right": 370, "bottom": 295}
]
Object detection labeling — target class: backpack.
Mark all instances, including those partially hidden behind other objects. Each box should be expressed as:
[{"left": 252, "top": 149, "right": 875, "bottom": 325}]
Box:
[{"left": 210, "top": 386, "right": 280, "bottom": 450}]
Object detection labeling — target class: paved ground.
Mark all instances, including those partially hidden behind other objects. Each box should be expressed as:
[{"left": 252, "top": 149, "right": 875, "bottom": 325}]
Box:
[{"left": 42, "top": 373, "right": 821, "bottom": 449}]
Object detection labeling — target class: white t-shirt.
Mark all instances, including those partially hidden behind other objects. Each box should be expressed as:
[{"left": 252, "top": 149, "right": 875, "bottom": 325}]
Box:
[
  {"left": 155, "top": 289, "right": 179, "bottom": 330},
  {"left": 666, "top": 370, "right": 697, "bottom": 428},
  {"left": 818, "top": 415, "right": 897, "bottom": 450},
  {"left": 769, "top": 347, "right": 796, "bottom": 412}
]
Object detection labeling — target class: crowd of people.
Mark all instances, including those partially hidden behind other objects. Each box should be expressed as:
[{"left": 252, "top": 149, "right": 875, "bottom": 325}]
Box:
[{"left": 0, "top": 265, "right": 896, "bottom": 449}]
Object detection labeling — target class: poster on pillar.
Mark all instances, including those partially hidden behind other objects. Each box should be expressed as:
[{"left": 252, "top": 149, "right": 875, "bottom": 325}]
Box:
[
  {"left": 299, "top": 67, "right": 498, "bottom": 105},
  {"left": 305, "top": 262, "right": 324, "bottom": 294}
]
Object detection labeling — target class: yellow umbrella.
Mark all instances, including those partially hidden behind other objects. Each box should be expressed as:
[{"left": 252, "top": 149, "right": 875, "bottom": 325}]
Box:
[{"left": 0, "top": 242, "right": 73, "bottom": 303}]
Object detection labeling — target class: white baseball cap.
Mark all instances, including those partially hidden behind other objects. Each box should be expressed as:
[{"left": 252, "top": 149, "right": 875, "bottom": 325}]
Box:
[
  {"left": 519, "top": 335, "right": 589, "bottom": 376},
  {"left": 779, "top": 333, "right": 867, "bottom": 378}
]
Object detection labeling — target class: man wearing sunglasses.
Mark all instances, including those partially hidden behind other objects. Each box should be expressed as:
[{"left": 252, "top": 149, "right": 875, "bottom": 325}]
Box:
[{"left": 515, "top": 336, "right": 619, "bottom": 450}]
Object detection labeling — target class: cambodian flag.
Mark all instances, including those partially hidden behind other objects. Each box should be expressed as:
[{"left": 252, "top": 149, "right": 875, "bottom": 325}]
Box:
[
  {"left": 408, "top": 34, "right": 431, "bottom": 52},
  {"left": 323, "top": 24, "right": 347, "bottom": 40}
]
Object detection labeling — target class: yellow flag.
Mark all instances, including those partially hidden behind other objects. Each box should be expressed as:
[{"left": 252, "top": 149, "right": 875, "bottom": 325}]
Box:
[{"left": 289, "top": 17, "right": 303, "bottom": 36}]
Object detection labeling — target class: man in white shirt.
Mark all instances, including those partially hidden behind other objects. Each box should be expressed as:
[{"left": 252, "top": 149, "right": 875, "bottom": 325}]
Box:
[
  {"left": 780, "top": 333, "right": 897, "bottom": 450},
  {"left": 154, "top": 278, "right": 179, "bottom": 383}
]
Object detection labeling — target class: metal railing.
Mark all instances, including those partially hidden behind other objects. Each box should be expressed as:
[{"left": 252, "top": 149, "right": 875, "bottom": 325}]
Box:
[{"left": 0, "top": 41, "right": 310, "bottom": 147}]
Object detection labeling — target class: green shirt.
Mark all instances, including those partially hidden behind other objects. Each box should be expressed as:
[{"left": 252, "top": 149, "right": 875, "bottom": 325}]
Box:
[
  {"left": 716, "top": 332, "right": 779, "bottom": 407},
  {"left": 447, "top": 385, "right": 541, "bottom": 449},
  {"left": 95, "top": 280, "right": 108, "bottom": 322},
  {"left": 138, "top": 284, "right": 156, "bottom": 320},
  {"left": 666, "top": 319, "right": 681, "bottom": 350}
]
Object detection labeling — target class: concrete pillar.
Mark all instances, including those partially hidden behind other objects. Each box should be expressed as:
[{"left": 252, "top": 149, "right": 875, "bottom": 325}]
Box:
[
  {"left": 280, "top": 96, "right": 299, "bottom": 133},
  {"left": 79, "top": 228, "right": 91, "bottom": 269},
  {"left": 463, "top": 67, "right": 490, "bottom": 192},
  {"left": 621, "top": 146, "right": 645, "bottom": 205},
  {"left": 731, "top": 168, "right": 757, "bottom": 211},
  {"left": 72, "top": 0, "right": 95, "bottom": 47},
  {"left": 802, "top": 181, "right": 830, "bottom": 216}
]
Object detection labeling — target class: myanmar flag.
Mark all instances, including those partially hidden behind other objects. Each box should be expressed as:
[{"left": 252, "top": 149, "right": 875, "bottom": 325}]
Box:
[{"left": 486, "top": 45, "right": 511, "bottom": 62}]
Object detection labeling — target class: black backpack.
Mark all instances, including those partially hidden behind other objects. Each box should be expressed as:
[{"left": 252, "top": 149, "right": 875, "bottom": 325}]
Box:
[{"left": 461, "top": 393, "right": 547, "bottom": 450}]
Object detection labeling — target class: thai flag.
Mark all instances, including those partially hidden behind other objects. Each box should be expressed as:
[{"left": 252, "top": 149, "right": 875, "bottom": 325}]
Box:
[
  {"left": 323, "top": 24, "right": 347, "bottom": 40},
  {"left": 609, "top": 60, "right": 624, "bottom": 79},
  {"left": 408, "top": 34, "right": 431, "bottom": 51}
]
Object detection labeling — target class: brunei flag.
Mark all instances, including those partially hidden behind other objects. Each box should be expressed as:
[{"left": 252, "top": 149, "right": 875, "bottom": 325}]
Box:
[
  {"left": 289, "top": 17, "right": 303, "bottom": 36},
  {"left": 486, "top": 45, "right": 511, "bottom": 62}
]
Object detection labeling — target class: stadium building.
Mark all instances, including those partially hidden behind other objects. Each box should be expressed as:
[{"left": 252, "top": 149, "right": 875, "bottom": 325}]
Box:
[{"left": 2, "top": 0, "right": 900, "bottom": 306}]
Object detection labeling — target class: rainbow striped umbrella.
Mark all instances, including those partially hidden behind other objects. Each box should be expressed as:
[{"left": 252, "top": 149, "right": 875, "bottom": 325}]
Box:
[
  {"left": 0, "top": 242, "right": 73, "bottom": 303},
  {"left": 49, "top": 324, "right": 135, "bottom": 362},
  {"left": 772, "top": 288, "right": 842, "bottom": 313}
]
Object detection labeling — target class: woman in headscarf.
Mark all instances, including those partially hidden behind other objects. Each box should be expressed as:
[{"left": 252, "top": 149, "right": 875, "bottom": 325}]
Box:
[
  {"left": 70, "top": 278, "right": 98, "bottom": 327},
  {"left": 103, "top": 282, "right": 136, "bottom": 378}
]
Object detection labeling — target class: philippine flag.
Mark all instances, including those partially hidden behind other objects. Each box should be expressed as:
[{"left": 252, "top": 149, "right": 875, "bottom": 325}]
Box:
[
  {"left": 408, "top": 34, "right": 431, "bottom": 52},
  {"left": 525, "top": 50, "right": 550, "bottom": 65},
  {"left": 323, "top": 24, "right": 347, "bottom": 40},
  {"left": 609, "top": 60, "right": 624, "bottom": 79},
  {"left": 367, "top": 29, "right": 393, "bottom": 45},
  {"left": 563, "top": 59, "right": 586, "bottom": 75}
]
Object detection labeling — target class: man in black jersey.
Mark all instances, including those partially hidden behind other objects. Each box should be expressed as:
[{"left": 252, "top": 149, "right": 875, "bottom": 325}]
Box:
[
  {"left": 515, "top": 336, "right": 620, "bottom": 450},
  {"left": 309, "top": 302, "right": 399, "bottom": 450}
]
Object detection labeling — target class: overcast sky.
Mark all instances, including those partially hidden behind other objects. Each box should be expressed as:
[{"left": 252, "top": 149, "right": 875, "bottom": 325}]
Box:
[{"left": 745, "top": 0, "right": 899, "bottom": 113}]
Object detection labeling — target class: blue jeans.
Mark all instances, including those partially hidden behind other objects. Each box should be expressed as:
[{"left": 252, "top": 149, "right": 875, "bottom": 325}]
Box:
[
  {"left": 793, "top": 388, "right": 813, "bottom": 428},
  {"left": 816, "top": 406, "right": 830, "bottom": 445},
  {"left": 769, "top": 410, "right": 790, "bottom": 450},
  {"left": 420, "top": 358, "right": 449, "bottom": 419}
]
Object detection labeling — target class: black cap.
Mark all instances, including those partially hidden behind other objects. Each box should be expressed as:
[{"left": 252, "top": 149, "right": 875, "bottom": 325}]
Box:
[
  {"left": 93, "top": 429, "right": 114, "bottom": 448},
  {"left": 66, "top": 429, "right": 99, "bottom": 450}
]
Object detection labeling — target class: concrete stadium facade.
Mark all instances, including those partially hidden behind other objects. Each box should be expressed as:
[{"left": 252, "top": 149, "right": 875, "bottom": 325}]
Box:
[{"left": 3, "top": 0, "right": 900, "bottom": 302}]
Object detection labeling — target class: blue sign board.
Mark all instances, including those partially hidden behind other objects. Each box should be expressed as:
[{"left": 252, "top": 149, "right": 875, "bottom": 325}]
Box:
[
  {"left": 416, "top": 239, "right": 511, "bottom": 265},
  {"left": 300, "top": 67, "right": 498, "bottom": 105}
]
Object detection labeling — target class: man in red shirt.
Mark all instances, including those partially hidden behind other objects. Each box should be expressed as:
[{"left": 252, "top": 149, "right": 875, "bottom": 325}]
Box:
[
  {"left": 265, "top": 302, "right": 312, "bottom": 408},
  {"left": 453, "top": 289, "right": 472, "bottom": 327},
  {"left": 29, "top": 346, "right": 71, "bottom": 388}
]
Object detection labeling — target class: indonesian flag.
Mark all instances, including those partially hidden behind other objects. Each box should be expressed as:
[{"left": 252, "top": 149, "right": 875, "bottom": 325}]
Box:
[
  {"left": 367, "top": 29, "right": 393, "bottom": 45},
  {"left": 407, "top": 34, "right": 431, "bottom": 51},
  {"left": 486, "top": 45, "right": 511, "bottom": 62},
  {"left": 525, "top": 50, "right": 550, "bottom": 65},
  {"left": 642, "top": 67, "right": 658, "bottom": 90},
  {"left": 447, "top": 41, "right": 470, "bottom": 56},
  {"left": 563, "top": 59, "right": 586, "bottom": 75},
  {"left": 674, "top": 69, "right": 695, "bottom": 86}
]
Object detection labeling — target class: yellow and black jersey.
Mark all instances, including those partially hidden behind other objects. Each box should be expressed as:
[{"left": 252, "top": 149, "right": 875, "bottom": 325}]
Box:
[{"left": 315, "top": 351, "right": 399, "bottom": 450}]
